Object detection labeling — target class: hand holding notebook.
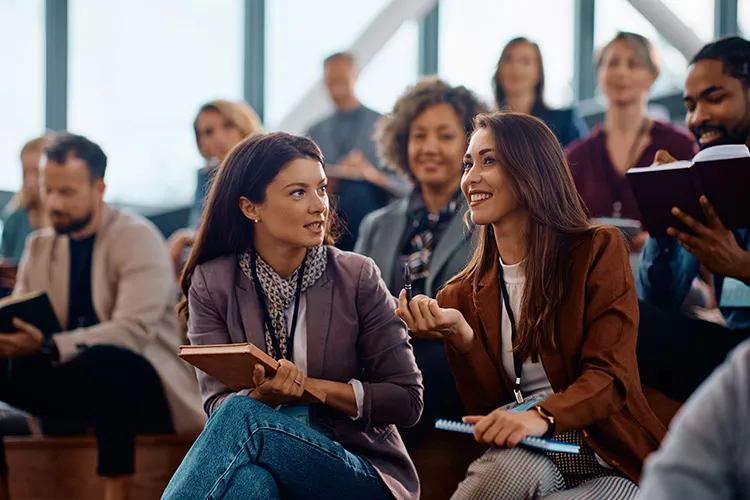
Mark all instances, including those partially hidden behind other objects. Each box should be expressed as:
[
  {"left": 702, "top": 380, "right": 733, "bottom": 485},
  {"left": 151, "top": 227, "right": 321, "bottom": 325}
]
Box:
[{"left": 435, "top": 419, "right": 580, "bottom": 454}]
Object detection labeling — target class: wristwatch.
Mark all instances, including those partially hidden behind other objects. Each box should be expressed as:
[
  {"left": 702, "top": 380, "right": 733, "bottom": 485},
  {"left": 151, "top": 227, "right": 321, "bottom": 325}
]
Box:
[{"left": 535, "top": 405, "right": 556, "bottom": 439}]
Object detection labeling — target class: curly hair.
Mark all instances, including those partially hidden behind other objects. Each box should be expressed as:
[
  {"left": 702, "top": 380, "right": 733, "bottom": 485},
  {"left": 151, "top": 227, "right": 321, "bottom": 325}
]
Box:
[
  {"left": 375, "top": 76, "right": 488, "bottom": 179},
  {"left": 691, "top": 36, "right": 750, "bottom": 88}
]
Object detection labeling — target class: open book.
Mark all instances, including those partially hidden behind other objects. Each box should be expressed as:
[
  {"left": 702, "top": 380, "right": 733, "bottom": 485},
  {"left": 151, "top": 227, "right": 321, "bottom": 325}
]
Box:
[
  {"left": 0, "top": 291, "right": 61, "bottom": 337},
  {"left": 626, "top": 144, "right": 750, "bottom": 236},
  {"left": 178, "top": 343, "right": 326, "bottom": 404}
]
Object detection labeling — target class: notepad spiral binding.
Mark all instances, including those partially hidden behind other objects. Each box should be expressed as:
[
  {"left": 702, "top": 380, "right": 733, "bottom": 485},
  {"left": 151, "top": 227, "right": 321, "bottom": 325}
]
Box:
[{"left": 434, "top": 419, "right": 581, "bottom": 454}]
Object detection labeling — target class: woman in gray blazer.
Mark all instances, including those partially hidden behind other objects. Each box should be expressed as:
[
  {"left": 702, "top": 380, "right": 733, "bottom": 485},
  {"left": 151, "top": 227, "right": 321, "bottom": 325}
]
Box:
[
  {"left": 354, "top": 77, "right": 487, "bottom": 451},
  {"left": 163, "top": 132, "right": 423, "bottom": 500}
]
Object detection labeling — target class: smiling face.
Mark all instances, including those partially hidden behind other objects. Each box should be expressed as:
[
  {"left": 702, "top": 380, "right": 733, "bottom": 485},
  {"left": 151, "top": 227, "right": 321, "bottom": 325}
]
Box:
[
  {"left": 598, "top": 39, "right": 657, "bottom": 107},
  {"left": 241, "top": 157, "right": 329, "bottom": 250},
  {"left": 684, "top": 59, "right": 750, "bottom": 149},
  {"left": 407, "top": 102, "right": 467, "bottom": 192},
  {"left": 461, "top": 127, "right": 526, "bottom": 227}
]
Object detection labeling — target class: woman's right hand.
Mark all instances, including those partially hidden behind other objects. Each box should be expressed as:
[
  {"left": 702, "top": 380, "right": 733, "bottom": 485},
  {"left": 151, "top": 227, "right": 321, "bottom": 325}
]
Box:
[
  {"left": 167, "top": 229, "right": 196, "bottom": 281},
  {"left": 396, "top": 291, "right": 474, "bottom": 350},
  {"left": 249, "top": 359, "right": 306, "bottom": 407}
]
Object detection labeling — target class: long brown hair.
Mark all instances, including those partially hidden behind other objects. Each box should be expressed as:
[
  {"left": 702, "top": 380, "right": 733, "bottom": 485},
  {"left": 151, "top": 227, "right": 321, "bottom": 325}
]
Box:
[
  {"left": 449, "top": 113, "right": 592, "bottom": 360},
  {"left": 177, "top": 132, "right": 337, "bottom": 321}
]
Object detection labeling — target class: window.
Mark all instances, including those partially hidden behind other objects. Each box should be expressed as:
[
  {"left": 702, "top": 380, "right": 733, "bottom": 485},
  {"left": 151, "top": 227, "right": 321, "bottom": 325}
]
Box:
[
  {"left": 740, "top": 0, "right": 750, "bottom": 38},
  {"left": 595, "top": 0, "right": 714, "bottom": 98},
  {"left": 0, "top": 0, "right": 45, "bottom": 193},
  {"left": 438, "top": 0, "right": 576, "bottom": 109},
  {"left": 68, "top": 0, "right": 244, "bottom": 206},
  {"left": 265, "top": 0, "right": 418, "bottom": 130}
]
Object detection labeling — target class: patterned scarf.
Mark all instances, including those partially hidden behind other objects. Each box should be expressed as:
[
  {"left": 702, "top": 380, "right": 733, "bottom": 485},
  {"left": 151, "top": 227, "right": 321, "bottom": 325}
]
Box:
[
  {"left": 404, "top": 189, "right": 463, "bottom": 280},
  {"left": 238, "top": 245, "right": 328, "bottom": 360}
]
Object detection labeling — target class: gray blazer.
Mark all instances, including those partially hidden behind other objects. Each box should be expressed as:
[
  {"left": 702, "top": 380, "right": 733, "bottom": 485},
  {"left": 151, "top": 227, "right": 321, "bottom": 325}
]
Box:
[
  {"left": 188, "top": 247, "right": 423, "bottom": 500},
  {"left": 354, "top": 196, "right": 475, "bottom": 297}
]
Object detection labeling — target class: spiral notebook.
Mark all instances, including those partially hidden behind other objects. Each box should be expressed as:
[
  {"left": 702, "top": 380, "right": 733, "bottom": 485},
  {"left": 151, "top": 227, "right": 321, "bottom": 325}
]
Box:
[{"left": 434, "top": 419, "right": 581, "bottom": 454}]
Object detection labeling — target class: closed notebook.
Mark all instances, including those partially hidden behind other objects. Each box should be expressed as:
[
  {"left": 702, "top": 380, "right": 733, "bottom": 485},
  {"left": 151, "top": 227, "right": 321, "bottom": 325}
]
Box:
[
  {"left": 178, "top": 343, "right": 326, "bottom": 404},
  {"left": 626, "top": 144, "right": 750, "bottom": 236},
  {"left": 434, "top": 419, "right": 581, "bottom": 454},
  {"left": 0, "top": 291, "right": 62, "bottom": 337}
]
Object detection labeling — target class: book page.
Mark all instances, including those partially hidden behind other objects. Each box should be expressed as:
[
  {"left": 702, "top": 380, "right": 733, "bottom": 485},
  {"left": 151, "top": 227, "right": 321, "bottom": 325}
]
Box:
[
  {"left": 628, "top": 160, "right": 692, "bottom": 174},
  {"left": 693, "top": 144, "right": 750, "bottom": 162}
]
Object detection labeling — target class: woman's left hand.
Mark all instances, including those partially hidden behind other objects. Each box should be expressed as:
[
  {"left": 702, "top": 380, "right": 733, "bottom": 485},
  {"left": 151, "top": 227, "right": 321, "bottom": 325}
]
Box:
[{"left": 463, "top": 409, "right": 550, "bottom": 447}]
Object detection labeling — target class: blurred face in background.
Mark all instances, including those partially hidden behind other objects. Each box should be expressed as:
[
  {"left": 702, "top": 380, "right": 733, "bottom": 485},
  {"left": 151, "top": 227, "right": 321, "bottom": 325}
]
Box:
[
  {"left": 195, "top": 109, "right": 245, "bottom": 163},
  {"left": 407, "top": 103, "right": 466, "bottom": 193},
  {"left": 497, "top": 41, "right": 540, "bottom": 97},
  {"left": 42, "top": 155, "right": 104, "bottom": 235},
  {"left": 598, "top": 39, "right": 657, "bottom": 107},
  {"left": 323, "top": 56, "right": 358, "bottom": 111},
  {"left": 20, "top": 150, "right": 42, "bottom": 207},
  {"left": 684, "top": 59, "right": 750, "bottom": 149}
]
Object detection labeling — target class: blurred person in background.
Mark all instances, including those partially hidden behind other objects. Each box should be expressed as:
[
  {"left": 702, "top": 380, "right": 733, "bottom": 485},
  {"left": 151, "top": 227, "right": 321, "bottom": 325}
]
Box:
[
  {"left": 0, "top": 135, "right": 53, "bottom": 295},
  {"left": 355, "top": 77, "right": 487, "bottom": 451},
  {"left": 0, "top": 134, "right": 204, "bottom": 500},
  {"left": 167, "top": 99, "right": 263, "bottom": 281},
  {"left": 566, "top": 32, "right": 698, "bottom": 252},
  {"left": 308, "top": 52, "right": 410, "bottom": 252},
  {"left": 493, "top": 37, "right": 589, "bottom": 147}
]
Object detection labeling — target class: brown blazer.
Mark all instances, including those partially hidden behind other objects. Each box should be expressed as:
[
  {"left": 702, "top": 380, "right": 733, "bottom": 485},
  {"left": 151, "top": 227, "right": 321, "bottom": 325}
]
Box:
[
  {"left": 188, "top": 247, "right": 423, "bottom": 500},
  {"left": 14, "top": 203, "right": 205, "bottom": 434},
  {"left": 437, "top": 226, "right": 666, "bottom": 482}
]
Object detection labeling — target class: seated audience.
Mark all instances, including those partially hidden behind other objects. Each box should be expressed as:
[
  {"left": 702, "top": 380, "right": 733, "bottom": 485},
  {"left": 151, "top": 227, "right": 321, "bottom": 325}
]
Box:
[
  {"left": 167, "top": 99, "right": 263, "bottom": 280},
  {"left": 637, "top": 36, "right": 750, "bottom": 403},
  {"left": 0, "top": 134, "right": 204, "bottom": 500},
  {"left": 567, "top": 32, "right": 697, "bottom": 251},
  {"left": 1, "top": 135, "right": 52, "bottom": 265},
  {"left": 307, "top": 52, "right": 410, "bottom": 252},
  {"left": 355, "top": 77, "right": 487, "bottom": 450},
  {"left": 162, "top": 132, "right": 423, "bottom": 499},
  {"left": 493, "top": 37, "right": 589, "bottom": 147},
  {"left": 399, "top": 113, "right": 666, "bottom": 499},
  {"left": 638, "top": 339, "right": 750, "bottom": 499}
]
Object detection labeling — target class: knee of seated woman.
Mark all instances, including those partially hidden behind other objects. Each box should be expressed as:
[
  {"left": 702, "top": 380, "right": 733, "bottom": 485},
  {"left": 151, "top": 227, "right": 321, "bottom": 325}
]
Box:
[{"left": 461, "top": 447, "right": 562, "bottom": 493}]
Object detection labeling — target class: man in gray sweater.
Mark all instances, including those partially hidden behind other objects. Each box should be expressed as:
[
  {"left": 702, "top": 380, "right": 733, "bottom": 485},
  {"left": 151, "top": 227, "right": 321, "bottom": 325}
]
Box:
[{"left": 639, "top": 339, "right": 750, "bottom": 499}]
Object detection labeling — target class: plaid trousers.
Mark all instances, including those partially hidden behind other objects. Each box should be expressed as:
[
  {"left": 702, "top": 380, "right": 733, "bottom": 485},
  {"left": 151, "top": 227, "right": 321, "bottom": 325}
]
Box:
[{"left": 451, "top": 431, "right": 639, "bottom": 500}]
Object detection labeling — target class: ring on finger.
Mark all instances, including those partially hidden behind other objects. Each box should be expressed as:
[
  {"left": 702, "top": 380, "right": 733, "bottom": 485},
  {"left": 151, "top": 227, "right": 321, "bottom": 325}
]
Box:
[{"left": 294, "top": 379, "right": 302, "bottom": 386}]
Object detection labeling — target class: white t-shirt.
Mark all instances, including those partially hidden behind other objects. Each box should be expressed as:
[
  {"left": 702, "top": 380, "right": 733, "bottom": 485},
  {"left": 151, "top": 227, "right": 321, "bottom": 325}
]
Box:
[{"left": 499, "top": 258, "right": 553, "bottom": 398}]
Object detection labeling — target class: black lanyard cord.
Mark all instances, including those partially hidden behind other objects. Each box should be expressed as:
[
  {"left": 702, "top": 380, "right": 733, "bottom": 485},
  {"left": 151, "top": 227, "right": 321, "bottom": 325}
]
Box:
[
  {"left": 601, "top": 117, "right": 650, "bottom": 218},
  {"left": 498, "top": 265, "right": 524, "bottom": 404},
  {"left": 250, "top": 251, "right": 306, "bottom": 361}
]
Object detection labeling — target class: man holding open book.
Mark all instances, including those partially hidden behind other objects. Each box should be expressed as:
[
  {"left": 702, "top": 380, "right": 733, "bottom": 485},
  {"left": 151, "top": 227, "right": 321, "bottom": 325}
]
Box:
[
  {"left": 0, "top": 134, "right": 204, "bottom": 500},
  {"left": 636, "top": 36, "right": 750, "bottom": 405}
]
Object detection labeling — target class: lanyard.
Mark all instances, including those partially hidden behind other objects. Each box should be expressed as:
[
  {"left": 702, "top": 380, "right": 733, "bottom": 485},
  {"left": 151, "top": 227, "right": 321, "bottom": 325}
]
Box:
[
  {"left": 250, "top": 251, "right": 306, "bottom": 361},
  {"left": 498, "top": 265, "right": 524, "bottom": 404},
  {"left": 601, "top": 118, "right": 649, "bottom": 218}
]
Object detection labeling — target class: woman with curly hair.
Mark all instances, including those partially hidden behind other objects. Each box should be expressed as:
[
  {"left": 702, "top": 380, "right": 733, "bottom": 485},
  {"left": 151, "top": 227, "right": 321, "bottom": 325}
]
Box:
[{"left": 354, "top": 77, "right": 488, "bottom": 451}]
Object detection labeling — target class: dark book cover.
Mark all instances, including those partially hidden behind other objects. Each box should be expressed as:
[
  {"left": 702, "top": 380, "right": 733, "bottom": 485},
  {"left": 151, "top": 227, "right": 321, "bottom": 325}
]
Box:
[
  {"left": 627, "top": 146, "right": 750, "bottom": 236},
  {"left": 0, "top": 292, "right": 62, "bottom": 337}
]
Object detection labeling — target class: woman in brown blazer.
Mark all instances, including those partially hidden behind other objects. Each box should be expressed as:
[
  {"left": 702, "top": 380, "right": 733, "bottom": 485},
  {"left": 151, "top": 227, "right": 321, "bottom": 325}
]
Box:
[{"left": 398, "top": 112, "right": 666, "bottom": 499}]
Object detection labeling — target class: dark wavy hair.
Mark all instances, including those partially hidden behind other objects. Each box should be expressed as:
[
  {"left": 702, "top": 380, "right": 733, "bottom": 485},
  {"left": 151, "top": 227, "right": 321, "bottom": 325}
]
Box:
[
  {"left": 691, "top": 35, "right": 750, "bottom": 88},
  {"left": 375, "top": 76, "right": 488, "bottom": 180},
  {"left": 177, "top": 132, "right": 339, "bottom": 321}
]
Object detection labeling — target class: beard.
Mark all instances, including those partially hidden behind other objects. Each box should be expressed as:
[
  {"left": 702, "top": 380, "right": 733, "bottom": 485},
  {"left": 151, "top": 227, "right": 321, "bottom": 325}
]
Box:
[
  {"left": 51, "top": 210, "right": 94, "bottom": 235},
  {"left": 693, "top": 100, "right": 750, "bottom": 151}
]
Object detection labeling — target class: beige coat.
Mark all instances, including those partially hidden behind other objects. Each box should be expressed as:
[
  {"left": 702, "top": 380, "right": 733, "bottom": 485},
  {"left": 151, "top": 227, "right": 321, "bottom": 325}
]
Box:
[{"left": 14, "top": 203, "right": 205, "bottom": 434}]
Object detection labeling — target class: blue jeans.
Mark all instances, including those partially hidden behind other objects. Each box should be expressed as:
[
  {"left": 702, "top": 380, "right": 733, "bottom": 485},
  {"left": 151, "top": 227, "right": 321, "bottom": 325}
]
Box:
[{"left": 162, "top": 396, "right": 390, "bottom": 500}]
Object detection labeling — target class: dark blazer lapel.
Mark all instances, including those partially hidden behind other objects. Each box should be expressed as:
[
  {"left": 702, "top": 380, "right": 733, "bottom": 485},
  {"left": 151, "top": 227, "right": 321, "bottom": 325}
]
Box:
[
  {"left": 304, "top": 269, "right": 333, "bottom": 379},
  {"left": 426, "top": 202, "right": 472, "bottom": 294},
  {"left": 371, "top": 200, "right": 408, "bottom": 289},
  {"left": 234, "top": 266, "right": 267, "bottom": 352}
]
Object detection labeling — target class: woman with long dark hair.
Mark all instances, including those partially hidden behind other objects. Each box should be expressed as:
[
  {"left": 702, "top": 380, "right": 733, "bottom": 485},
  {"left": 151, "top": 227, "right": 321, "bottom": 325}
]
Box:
[
  {"left": 398, "top": 113, "right": 666, "bottom": 499},
  {"left": 163, "top": 132, "right": 423, "bottom": 499},
  {"left": 493, "top": 37, "right": 588, "bottom": 147}
]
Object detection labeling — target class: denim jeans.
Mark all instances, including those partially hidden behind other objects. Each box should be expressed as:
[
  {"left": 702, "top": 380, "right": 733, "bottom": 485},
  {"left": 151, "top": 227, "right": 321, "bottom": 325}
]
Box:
[{"left": 162, "top": 396, "right": 390, "bottom": 500}]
